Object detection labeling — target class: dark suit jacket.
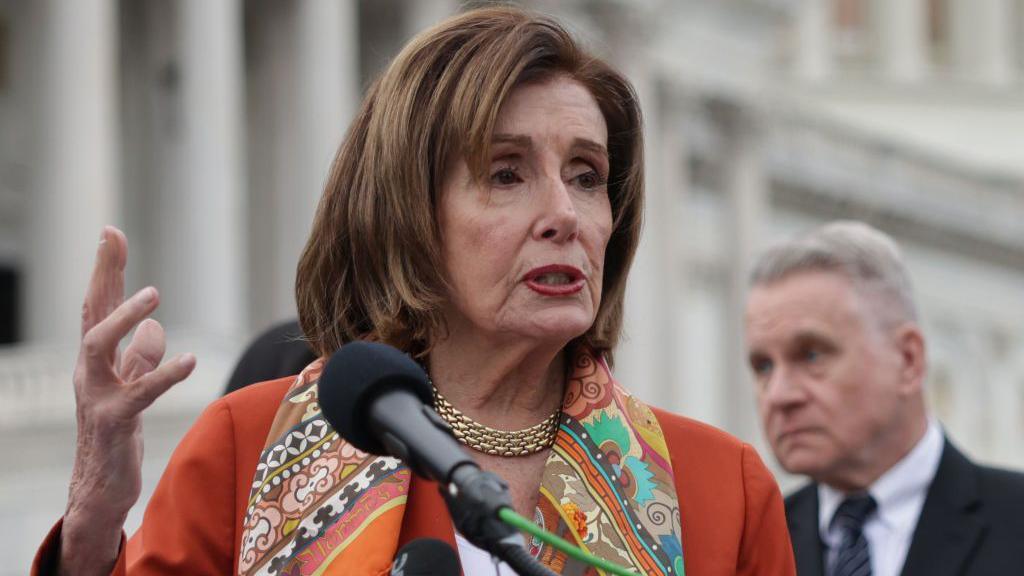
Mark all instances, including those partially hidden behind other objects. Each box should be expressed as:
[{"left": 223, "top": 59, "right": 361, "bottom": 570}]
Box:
[
  {"left": 786, "top": 438, "right": 1024, "bottom": 576},
  {"left": 223, "top": 319, "right": 317, "bottom": 395}
]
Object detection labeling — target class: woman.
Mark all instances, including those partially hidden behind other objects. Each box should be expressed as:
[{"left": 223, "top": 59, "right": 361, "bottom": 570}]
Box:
[{"left": 35, "top": 7, "right": 794, "bottom": 575}]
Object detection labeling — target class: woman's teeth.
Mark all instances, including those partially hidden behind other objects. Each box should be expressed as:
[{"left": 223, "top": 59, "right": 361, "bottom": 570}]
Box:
[{"left": 535, "top": 273, "right": 573, "bottom": 285}]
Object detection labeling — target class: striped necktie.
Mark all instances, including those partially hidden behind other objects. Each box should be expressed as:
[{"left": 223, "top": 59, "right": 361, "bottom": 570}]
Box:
[{"left": 828, "top": 493, "right": 877, "bottom": 576}]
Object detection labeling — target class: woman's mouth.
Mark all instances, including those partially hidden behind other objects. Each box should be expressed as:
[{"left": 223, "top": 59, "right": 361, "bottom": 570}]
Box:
[{"left": 523, "top": 265, "right": 586, "bottom": 296}]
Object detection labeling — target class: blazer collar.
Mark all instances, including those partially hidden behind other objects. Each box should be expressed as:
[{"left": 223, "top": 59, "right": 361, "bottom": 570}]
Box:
[{"left": 899, "top": 438, "right": 986, "bottom": 576}]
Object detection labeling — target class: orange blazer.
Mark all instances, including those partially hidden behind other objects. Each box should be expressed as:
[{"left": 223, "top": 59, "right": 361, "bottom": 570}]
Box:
[{"left": 34, "top": 376, "right": 795, "bottom": 575}]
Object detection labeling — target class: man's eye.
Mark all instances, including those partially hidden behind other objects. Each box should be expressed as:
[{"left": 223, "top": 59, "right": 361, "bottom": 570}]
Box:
[
  {"left": 802, "top": 349, "right": 821, "bottom": 363},
  {"left": 491, "top": 167, "right": 520, "bottom": 186},
  {"left": 751, "top": 358, "right": 773, "bottom": 376}
]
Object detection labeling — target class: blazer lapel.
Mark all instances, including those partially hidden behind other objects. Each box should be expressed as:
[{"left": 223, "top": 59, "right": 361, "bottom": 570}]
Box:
[
  {"left": 397, "top": 475, "right": 459, "bottom": 551},
  {"left": 785, "top": 485, "right": 825, "bottom": 576},
  {"left": 900, "top": 439, "right": 986, "bottom": 576}
]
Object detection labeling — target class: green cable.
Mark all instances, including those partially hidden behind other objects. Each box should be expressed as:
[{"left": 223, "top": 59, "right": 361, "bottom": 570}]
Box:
[{"left": 497, "top": 507, "right": 639, "bottom": 576}]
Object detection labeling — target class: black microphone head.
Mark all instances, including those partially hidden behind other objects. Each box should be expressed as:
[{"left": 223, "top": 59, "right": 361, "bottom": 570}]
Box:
[
  {"left": 318, "top": 341, "right": 432, "bottom": 454},
  {"left": 390, "top": 538, "right": 461, "bottom": 576}
]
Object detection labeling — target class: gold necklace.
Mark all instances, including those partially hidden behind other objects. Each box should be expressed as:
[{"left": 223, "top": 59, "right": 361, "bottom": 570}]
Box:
[{"left": 431, "top": 385, "right": 560, "bottom": 457}]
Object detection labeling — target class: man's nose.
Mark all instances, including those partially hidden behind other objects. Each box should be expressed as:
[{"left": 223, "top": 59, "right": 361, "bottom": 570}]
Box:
[{"left": 763, "top": 366, "right": 807, "bottom": 410}]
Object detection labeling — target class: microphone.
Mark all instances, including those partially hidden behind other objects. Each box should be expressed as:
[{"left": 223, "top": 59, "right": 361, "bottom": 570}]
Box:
[
  {"left": 317, "top": 341, "right": 477, "bottom": 484},
  {"left": 389, "top": 538, "right": 461, "bottom": 576},
  {"left": 319, "top": 341, "right": 557, "bottom": 576}
]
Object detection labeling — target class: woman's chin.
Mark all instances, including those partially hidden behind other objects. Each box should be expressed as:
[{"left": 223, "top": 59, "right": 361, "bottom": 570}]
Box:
[{"left": 516, "top": 309, "right": 594, "bottom": 344}]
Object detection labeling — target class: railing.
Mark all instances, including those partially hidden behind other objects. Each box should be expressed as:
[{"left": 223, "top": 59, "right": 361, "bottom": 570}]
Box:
[{"left": 0, "top": 331, "right": 242, "bottom": 429}]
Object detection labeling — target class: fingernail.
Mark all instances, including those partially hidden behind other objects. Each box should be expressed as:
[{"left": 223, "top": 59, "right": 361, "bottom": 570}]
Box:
[
  {"left": 140, "top": 287, "right": 156, "bottom": 302},
  {"left": 180, "top": 353, "right": 196, "bottom": 367}
]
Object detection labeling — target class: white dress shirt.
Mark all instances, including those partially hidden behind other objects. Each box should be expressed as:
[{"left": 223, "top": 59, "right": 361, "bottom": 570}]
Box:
[
  {"left": 456, "top": 532, "right": 518, "bottom": 575},
  {"left": 818, "top": 421, "right": 944, "bottom": 576}
]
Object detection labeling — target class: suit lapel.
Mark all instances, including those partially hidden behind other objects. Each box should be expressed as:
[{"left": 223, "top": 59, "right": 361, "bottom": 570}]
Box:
[
  {"left": 900, "top": 439, "right": 986, "bottom": 576},
  {"left": 785, "top": 484, "right": 825, "bottom": 576}
]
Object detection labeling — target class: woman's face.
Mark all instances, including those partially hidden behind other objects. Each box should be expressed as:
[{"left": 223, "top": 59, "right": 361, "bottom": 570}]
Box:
[{"left": 438, "top": 75, "right": 613, "bottom": 348}]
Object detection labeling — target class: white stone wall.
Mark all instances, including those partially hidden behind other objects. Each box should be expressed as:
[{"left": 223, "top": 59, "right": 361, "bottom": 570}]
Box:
[{"left": 1, "top": 0, "right": 1022, "bottom": 571}]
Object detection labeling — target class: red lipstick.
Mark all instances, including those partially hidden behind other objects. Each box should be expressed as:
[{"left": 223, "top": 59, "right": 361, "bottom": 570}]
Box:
[{"left": 523, "top": 265, "right": 586, "bottom": 296}]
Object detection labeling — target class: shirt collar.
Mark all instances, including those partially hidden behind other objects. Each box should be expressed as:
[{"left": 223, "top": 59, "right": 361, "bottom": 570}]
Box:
[{"left": 818, "top": 419, "right": 944, "bottom": 536}]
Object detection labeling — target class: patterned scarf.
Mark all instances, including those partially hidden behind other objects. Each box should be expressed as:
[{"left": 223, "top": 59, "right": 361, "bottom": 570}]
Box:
[{"left": 238, "top": 348, "right": 685, "bottom": 575}]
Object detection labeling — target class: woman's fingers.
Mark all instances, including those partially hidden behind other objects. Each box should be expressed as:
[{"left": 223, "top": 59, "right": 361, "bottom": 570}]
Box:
[
  {"left": 63, "top": 227, "right": 195, "bottom": 574},
  {"left": 81, "top": 227, "right": 128, "bottom": 338},
  {"left": 81, "top": 287, "right": 159, "bottom": 373},
  {"left": 125, "top": 353, "right": 196, "bottom": 414},
  {"left": 121, "top": 318, "right": 166, "bottom": 382}
]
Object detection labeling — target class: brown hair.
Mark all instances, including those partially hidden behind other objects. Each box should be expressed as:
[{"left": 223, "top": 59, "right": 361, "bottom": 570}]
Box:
[{"left": 296, "top": 6, "right": 644, "bottom": 360}]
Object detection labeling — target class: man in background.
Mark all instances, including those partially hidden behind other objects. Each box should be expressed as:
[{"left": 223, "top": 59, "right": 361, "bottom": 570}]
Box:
[
  {"left": 744, "top": 221, "right": 1024, "bottom": 576},
  {"left": 224, "top": 319, "right": 315, "bottom": 394}
]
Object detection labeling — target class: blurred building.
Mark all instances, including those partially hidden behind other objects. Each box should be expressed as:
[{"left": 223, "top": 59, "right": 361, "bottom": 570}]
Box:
[{"left": 1, "top": 0, "right": 1023, "bottom": 571}]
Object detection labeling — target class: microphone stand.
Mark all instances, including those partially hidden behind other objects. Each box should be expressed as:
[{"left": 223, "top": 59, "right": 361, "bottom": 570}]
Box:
[{"left": 443, "top": 466, "right": 557, "bottom": 576}]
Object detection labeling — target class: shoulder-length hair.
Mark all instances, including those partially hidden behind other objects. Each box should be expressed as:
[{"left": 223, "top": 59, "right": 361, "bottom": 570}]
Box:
[{"left": 296, "top": 6, "right": 644, "bottom": 361}]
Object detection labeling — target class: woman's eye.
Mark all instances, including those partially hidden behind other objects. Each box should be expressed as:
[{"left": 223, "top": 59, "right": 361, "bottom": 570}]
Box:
[
  {"left": 802, "top": 349, "right": 821, "bottom": 363},
  {"left": 574, "top": 170, "right": 606, "bottom": 190},
  {"left": 491, "top": 167, "right": 521, "bottom": 186}
]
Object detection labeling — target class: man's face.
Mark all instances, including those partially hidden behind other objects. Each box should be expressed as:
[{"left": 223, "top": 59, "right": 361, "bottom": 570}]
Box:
[{"left": 745, "top": 271, "right": 914, "bottom": 488}]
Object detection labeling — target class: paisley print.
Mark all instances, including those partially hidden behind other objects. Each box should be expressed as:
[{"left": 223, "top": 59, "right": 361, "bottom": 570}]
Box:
[{"left": 237, "top": 349, "right": 684, "bottom": 575}]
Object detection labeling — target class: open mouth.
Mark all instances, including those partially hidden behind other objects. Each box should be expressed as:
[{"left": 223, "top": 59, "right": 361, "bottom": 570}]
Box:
[
  {"left": 532, "top": 272, "right": 575, "bottom": 285},
  {"left": 524, "top": 265, "right": 586, "bottom": 296}
]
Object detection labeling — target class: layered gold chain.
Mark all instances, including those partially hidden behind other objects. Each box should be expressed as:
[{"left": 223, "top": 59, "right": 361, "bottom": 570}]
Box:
[{"left": 431, "top": 387, "right": 560, "bottom": 457}]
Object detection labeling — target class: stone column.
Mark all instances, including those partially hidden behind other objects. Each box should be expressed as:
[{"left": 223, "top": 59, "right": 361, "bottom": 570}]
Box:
[
  {"left": 715, "top": 100, "right": 768, "bottom": 443},
  {"left": 986, "top": 332, "right": 1022, "bottom": 467},
  {"left": 406, "top": 0, "right": 459, "bottom": 37},
  {"left": 619, "top": 79, "right": 688, "bottom": 409},
  {"left": 871, "top": 0, "right": 928, "bottom": 82},
  {"left": 244, "top": 0, "right": 359, "bottom": 331},
  {"left": 272, "top": 0, "right": 359, "bottom": 322},
  {"left": 949, "top": 0, "right": 1014, "bottom": 85},
  {"left": 28, "top": 0, "right": 119, "bottom": 344},
  {"left": 172, "top": 0, "right": 246, "bottom": 339},
  {"left": 118, "top": 0, "right": 180, "bottom": 299},
  {"left": 946, "top": 323, "right": 988, "bottom": 455},
  {"left": 597, "top": 4, "right": 683, "bottom": 409},
  {"left": 654, "top": 100, "right": 690, "bottom": 413},
  {"left": 794, "top": 0, "right": 832, "bottom": 82}
]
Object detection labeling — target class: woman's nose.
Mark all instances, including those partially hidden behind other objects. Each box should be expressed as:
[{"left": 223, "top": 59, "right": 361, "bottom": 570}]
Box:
[{"left": 534, "top": 177, "right": 579, "bottom": 242}]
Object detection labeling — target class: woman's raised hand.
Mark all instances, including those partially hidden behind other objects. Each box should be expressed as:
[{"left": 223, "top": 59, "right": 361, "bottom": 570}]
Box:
[{"left": 59, "top": 227, "right": 196, "bottom": 575}]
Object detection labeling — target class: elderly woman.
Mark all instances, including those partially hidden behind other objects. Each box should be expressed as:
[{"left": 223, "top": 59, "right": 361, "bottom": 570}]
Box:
[{"left": 35, "top": 7, "right": 794, "bottom": 576}]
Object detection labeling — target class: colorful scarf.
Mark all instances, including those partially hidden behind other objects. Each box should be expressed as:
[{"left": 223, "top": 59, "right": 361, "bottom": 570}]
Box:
[{"left": 238, "top": 348, "right": 685, "bottom": 575}]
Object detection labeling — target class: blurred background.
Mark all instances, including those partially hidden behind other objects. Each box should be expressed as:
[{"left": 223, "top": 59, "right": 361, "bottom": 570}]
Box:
[{"left": 2, "top": 0, "right": 1023, "bottom": 571}]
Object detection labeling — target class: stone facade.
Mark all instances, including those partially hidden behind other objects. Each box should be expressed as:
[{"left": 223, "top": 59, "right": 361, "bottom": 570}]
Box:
[{"left": 0, "top": 0, "right": 1022, "bottom": 571}]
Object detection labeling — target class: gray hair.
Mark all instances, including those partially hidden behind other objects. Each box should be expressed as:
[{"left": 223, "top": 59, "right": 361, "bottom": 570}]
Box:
[{"left": 750, "top": 221, "right": 918, "bottom": 325}]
